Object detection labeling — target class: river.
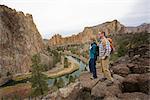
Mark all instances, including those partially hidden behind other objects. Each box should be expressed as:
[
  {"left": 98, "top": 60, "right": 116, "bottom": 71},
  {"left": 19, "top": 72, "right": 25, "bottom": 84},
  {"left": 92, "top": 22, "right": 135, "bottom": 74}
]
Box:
[
  {"left": 47, "top": 56, "right": 87, "bottom": 88},
  {"left": 0, "top": 56, "right": 88, "bottom": 89}
]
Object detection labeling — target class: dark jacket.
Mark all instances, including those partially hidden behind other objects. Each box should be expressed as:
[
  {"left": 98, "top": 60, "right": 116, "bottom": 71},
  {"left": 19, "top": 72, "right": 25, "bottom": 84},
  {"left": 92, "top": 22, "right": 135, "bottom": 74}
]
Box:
[{"left": 89, "top": 42, "right": 97, "bottom": 59}]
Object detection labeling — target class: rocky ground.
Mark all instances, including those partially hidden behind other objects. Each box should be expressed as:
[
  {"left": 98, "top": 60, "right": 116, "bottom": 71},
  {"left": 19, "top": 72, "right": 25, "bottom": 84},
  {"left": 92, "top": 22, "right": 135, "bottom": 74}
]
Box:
[{"left": 44, "top": 44, "right": 150, "bottom": 100}]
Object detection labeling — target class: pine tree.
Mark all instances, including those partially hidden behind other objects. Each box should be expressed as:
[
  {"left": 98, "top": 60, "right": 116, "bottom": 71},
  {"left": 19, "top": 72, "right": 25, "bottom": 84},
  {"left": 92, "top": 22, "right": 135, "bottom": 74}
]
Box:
[
  {"left": 30, "top": 54, "right": 48, "bottom": 98},
  {"left": 64, "top": 57, "right": 68, "bottom": 68}
]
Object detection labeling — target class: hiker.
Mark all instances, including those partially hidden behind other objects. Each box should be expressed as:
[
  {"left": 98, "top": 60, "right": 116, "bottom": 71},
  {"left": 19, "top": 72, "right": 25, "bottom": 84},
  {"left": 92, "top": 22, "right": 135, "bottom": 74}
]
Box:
[
  {"left": 98, "top": 31, "right": 114, "bottom": 85},
  {"left": 89, "top": 38, "right": 97, "bottom": 79}
]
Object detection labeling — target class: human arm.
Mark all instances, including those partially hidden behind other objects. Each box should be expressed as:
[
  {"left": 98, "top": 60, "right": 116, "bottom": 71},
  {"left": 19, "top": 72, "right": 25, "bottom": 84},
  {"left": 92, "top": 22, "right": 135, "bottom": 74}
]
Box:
[{"left": 102, "top": 40, "right": 111, "bottom": 59}]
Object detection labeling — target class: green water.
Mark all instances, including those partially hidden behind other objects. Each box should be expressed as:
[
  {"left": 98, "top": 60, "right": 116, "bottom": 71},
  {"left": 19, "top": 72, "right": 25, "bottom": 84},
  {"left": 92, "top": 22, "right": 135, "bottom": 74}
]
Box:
[{"left": 47, "top": 56, "right": 87, "bottom": 88}]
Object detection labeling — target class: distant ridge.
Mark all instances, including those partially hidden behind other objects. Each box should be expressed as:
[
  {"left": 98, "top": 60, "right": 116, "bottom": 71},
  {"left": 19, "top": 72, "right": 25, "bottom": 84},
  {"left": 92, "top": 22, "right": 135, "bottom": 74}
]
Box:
[{"left": 48, "top": 20, "right": 150, "bottom": 46}]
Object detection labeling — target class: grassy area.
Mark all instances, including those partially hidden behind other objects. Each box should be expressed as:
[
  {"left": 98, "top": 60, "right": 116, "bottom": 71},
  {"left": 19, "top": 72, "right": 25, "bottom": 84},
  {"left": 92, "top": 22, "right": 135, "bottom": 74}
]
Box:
[
  {"left": 110, "top": 52, "right": 119, "bottom": 62},
  {"left": 110, "top": 32, "right": 150, "bottom": 62},
  {"left": 12, "top": 74, "right": 31, "bottom": 81},
  {"left": 0, "top": 83, "right": 31, "bottom": 99}
]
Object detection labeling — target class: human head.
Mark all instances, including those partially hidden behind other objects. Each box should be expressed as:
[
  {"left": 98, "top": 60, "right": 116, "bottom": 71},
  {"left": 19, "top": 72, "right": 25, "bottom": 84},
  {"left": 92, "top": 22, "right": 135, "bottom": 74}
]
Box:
[
  {"left": 90, "top": 38, "right": 96, "bottom": 43},
  {"left": 98, "top": 31, "right": 106, "bottom": 39}
]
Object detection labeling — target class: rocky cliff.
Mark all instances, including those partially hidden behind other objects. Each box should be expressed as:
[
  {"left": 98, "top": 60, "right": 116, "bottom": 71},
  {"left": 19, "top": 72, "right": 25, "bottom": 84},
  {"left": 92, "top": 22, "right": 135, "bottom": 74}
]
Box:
[
  {"left": 0, "top": 5, "right": 44, "bottom": 78},
  {"left": 48, "top": 20, "right": 150, "bottom": 46}
]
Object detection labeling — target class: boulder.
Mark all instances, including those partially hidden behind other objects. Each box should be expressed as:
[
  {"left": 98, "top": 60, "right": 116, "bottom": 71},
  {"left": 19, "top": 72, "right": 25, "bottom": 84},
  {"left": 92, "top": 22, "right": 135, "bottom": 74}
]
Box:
[
  {"left": 122, "top": 73, "right": 150, "bottom": 94},
  {"left": 76, "top": 88, "right": 92, "bottom": 100},
  {"left": 103, "top": 96, "right": 118, "bottom": 100},
  {"left": 122, "top": 74, "right": 140, "bottom": 92},
  {"left": 91, "top": 80, "right": 121, "bottom": 98},
  {"left": 127, "top": 63, "right": 136, "bottom": 68},
  {"left": 113, "top": 74, "right": 125, "bottom": 84},
  {"left": 79, "top": 71, "right": 99, "bottom": 90},
  {"left": 130, "top": 66, "right": 150, "bottom": 74},
  {"left": 43, "top": 81, "right": 81, "bottom": 100},
  {"left": 91, "top": 82, "right": 107, "bottom": 98},
  {"left": 118, "top": 92, "right": 149, "bottom": 100},
  {"left": 58, "top": 81, "right": 81, "bottom": 100},
  {"left": 111, "top": 64, "right": 130, "bottom": 77},
  {"left": 138, "top": 73, "right": 150, "bottom": 94}
]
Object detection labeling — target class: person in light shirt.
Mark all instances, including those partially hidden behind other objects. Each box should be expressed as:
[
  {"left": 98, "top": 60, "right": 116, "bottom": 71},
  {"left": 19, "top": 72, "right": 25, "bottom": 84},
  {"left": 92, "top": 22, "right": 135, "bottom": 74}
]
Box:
[{"left": 98, "top": 31, "right": 114, "bottom": 85}]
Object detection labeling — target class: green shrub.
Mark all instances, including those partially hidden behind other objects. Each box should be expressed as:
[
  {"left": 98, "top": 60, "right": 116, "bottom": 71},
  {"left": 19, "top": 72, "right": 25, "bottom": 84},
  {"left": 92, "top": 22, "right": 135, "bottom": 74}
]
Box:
[
  {"left": 115, "top": 32, "right": 149, "bottom": 57},
  {"left": 54, "top": 78, "right": 65, "bottom": 88},
  {"left": 64, "top": 57, "right": 68, "bottom": 68},
  {"left": 109, "top": 32, "right": 149, "bottom": 61},
  {"left": 69, "top": 75, "right": 75, "bottom": 83}
]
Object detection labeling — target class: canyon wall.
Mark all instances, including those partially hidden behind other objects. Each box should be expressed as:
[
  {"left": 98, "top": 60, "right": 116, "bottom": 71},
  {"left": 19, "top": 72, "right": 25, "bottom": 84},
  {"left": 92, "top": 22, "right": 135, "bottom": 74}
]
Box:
[{"left": 0, "top": 5, "right": 44, "bottom": 77}]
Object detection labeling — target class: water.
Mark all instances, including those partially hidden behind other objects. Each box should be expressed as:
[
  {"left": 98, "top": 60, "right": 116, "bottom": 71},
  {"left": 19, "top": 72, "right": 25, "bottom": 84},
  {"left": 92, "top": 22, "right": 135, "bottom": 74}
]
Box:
[
  {"left": 47, "top": 56, "right": 87, "bottom": 88},
  {"left": 0, "top": 56, "right": 88, "bottom": 88}
]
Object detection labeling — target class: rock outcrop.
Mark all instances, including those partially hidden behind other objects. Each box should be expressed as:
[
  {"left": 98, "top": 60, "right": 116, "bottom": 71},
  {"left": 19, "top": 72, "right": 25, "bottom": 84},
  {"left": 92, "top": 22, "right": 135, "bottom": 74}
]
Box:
[
  {"left": 0, "top": 5, "right": 44, "bottom": 79},
  {"left": 48, "top": 20, "right": 150, "bottom": 46},
  {"left": 45, "top": 43, "right": 150, "bottom": 100},
  {"left": 48, "top": 34, "right": 83, "bottom": 46}
]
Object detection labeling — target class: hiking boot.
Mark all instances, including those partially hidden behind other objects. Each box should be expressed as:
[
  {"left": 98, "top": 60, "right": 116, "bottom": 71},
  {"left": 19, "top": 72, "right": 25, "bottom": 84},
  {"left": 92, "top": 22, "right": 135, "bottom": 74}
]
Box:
[
  {"left": 99, "top": 78, "right": 107, "bottom": 82},
  {"left": 90, "top": 76, "right": 97, "bottom": 80}
]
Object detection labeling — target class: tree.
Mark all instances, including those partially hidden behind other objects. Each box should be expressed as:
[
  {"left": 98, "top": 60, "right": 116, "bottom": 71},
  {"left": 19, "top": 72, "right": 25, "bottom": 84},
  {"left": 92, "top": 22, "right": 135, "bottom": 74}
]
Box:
[
  {"left": 69, "top": 75, "right": 75, "bottom": 83},
  {"left": 55, "top": 78, "right": 65, "bottom": 88},
  {"left": 30, "top": 54, "right": 48, "bottom": 98},
  {"left": 51, "top": 50, "right": 61, "bottom": 65},
  {"left": 64, "top": 57, "right": 68, "bottom": 68}
]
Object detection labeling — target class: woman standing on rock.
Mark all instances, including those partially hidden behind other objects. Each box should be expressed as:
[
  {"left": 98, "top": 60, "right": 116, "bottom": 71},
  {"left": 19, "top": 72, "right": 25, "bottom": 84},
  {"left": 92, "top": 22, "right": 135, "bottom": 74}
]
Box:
[{"left": 89, "top": 38, "right": 98, "bottom": 79}]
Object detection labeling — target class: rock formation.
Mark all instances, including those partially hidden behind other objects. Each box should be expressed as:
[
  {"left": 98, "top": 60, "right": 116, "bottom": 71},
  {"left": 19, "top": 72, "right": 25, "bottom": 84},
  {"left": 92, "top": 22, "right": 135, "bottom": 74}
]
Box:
[
  {"left": 48, "top": 20, "right": 150, "bottom": 46},
  {"left": 0, "top": 5, "right": 44, "bottom": 79},
  {"left": 44, "top": 43, "right": 150, "bottom": 100}
]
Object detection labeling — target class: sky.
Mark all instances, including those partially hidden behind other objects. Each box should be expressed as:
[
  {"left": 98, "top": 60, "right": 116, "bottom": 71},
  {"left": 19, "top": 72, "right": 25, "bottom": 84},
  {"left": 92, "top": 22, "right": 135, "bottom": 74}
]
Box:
[{"left": 1, "top": 0, "right": 150, "bottom": 39}]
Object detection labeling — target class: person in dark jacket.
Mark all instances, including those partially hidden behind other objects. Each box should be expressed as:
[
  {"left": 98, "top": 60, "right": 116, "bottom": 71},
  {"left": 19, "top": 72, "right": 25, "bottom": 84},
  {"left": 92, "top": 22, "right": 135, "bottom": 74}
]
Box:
[{"left": 89, "top": 38, "right": 97, "bottom": 79}]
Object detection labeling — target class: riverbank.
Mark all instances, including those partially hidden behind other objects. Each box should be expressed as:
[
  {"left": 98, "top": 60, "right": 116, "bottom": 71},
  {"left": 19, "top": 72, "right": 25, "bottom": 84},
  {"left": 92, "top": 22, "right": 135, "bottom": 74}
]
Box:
[
  {"left": 12, "top": 57, "right": 79, "bottom": 81},
  {"left": 45, "top": 61, "right": 79, "bottom": 78}
]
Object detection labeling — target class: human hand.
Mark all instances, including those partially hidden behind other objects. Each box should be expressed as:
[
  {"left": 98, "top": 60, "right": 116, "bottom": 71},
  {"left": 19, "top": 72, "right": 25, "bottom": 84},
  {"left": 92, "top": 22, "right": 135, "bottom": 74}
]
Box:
[{"left": 102, "top": 56, "right": 108, "bottom": 60}]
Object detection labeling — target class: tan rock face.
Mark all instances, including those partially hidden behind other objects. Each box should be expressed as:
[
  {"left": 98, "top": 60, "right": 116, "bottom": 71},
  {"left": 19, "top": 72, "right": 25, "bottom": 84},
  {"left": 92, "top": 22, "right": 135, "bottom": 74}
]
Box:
[
  {"left": 0, "top": 5, "right": 44, "bottom": 76},
  {"left": 48, "top": 20, "right": 150, "bottom": 46}
]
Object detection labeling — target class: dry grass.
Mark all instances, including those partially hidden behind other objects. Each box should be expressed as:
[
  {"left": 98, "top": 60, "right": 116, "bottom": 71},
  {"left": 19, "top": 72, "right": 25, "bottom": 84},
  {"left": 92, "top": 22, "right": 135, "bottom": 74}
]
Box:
[
  {"left": 45, "top": 61, "right": 79, "bottom": 78},
  {"left": 0, "top": 83, "right": 31, "bottom": 99}
]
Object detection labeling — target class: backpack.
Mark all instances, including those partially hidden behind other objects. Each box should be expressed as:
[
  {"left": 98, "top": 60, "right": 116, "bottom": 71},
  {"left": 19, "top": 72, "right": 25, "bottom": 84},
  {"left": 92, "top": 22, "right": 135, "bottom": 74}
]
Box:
[
  {"left": 101, "top": 38, "right": 115, "bottom": 54},
  {"left": 107, "top": 38, "right": 115, "bottom": 53},
  {"left": 96, "top": 45, "right": 99, "bottom": 57},
  {"left": 92, "top": 42, "right": 99, "bottom": 61}
]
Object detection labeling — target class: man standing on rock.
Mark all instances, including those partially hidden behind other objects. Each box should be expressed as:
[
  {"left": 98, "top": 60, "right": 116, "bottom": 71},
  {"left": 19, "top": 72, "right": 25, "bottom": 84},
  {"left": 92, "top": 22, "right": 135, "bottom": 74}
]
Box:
[
  {"left": 89, "top": 38, "right": 97, "bottom": 79},
  {"left": 98, "top": 31, "right": 114, "bottom": 85}
]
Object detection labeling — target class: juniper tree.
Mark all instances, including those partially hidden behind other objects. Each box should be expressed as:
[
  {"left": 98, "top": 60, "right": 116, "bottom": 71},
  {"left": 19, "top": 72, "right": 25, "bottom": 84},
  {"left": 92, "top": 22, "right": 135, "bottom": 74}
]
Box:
[{"left": 30, "top": 54, "right": 48, "bottom": 97}]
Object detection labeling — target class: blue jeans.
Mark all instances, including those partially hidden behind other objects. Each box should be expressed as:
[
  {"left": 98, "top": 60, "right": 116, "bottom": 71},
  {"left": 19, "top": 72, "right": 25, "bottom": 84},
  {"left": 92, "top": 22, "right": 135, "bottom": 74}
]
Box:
[{"left": 89, "top": 58, "right": 97, "bottom": 78}]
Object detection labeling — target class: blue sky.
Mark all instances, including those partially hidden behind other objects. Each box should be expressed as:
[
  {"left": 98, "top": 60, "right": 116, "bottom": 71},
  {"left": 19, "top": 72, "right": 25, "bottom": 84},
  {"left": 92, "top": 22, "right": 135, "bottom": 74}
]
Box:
[{"left": 1, "top": 0, "right": 150, "bottom": 39}]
